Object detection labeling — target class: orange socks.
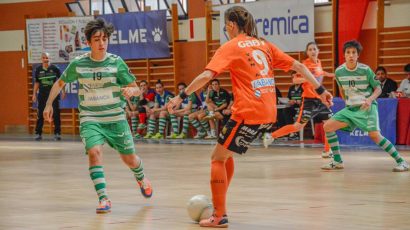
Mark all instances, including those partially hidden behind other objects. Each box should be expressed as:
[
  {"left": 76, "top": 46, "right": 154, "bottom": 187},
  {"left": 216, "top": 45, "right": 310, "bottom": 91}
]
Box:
[
  {"left": 210, "top": 160, "right": 227, "bottom": 217},
  {"left": 271, "top": 124, "right": 298, "bottom": 138},
  {"left": 225, "top": 157, "right": 234, "bottom": 187},
  {"left": 210, "top": 158, "right": 235, "bottom": 217}
]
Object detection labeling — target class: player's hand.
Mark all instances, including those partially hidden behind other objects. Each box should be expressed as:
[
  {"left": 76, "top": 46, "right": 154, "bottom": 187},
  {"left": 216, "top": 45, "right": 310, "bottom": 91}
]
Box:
[
  {"left": 43, "top": 104, "right": 54, "bottom": 122},
  {"left": 319, "top": 91, "right": 334, "bottom": 108},
  {"left": 360, "top": 98, "right": 372, "bottom": 110},
  {"left": 122, "top": 87, "right": 140, "bottom": 99},
  {"left": 32, "top": 94, "right": 37, "bottom": 103},
  {"left": 167, "top": 96, "right": 183, "bottom": 114}
]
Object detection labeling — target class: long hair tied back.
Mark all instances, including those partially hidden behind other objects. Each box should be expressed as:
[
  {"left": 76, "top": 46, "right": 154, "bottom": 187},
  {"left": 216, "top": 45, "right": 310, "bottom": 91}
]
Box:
[{"left": 225, "top": 6, "right": 258, "bottom": 38}]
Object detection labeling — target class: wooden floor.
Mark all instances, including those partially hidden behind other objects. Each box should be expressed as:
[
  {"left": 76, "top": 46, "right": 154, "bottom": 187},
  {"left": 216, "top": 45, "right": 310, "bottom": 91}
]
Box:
[{"left": 0, "top": 138, "right": 410, "bottom": 230}]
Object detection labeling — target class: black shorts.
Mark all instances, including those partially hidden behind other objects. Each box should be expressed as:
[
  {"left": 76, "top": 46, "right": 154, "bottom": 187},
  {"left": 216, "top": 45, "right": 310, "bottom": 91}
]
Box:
[
  {"left": 296, "top": 98, "right": 332, "bottom": 124},
  {"left": 218, "top": 118, "right": 273, "bottom": 154}
]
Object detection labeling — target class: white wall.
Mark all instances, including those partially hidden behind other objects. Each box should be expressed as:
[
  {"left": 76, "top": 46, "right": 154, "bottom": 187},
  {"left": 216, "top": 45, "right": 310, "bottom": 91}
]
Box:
[
  {"left": 0, "top": 30, "right": 25, "bottom": 52},
  {"left": 385, "top": 0, "right": 410, "bottom": 28}
]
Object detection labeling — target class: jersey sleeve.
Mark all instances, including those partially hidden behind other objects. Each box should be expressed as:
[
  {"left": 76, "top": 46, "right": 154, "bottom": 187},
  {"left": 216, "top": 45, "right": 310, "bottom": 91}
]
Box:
[
  {"left": 205, "top": 43, "right": 234, "bottom": 75},
  {"left": 367, "top": 67, "right": 380, "bottom": 89},
  {"left": 116, "top": 57, "right": 136, "bottom": 86},
  {"left": 60, "top": 61, "right": 78, "bottom": 83},
  {"left": 34, "top": 66, "right": 40, "bottom": 83},
  {"left": 267, "top": 42, "right": 295, "bottom": 72}
]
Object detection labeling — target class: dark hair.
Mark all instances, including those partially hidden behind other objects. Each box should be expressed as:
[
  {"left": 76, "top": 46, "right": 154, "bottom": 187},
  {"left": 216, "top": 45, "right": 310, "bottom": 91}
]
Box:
[
  {"left": 224, "top": 6, "right": 258, "bottom": 38},
  {"left": 375, "top": 66, "right": 387, "bottom": 74},
  {"left": 84, "top": 18, "right": 114, "bottom": 42},
  {"left": 305, "top": 41, "right": 318, "bottom": 52},
  {"left": 177, "top": 82, "right": 187, "bottom": 88},
  {"left": 211, "top": 79, "right": 220, "bottom": 84},
  {"left": 343, "top": 40, "right": 363, "bottom": 55},
  {"left": 140, "top": 80, "right": 148, "bottom": 85},
  {"left": 404, "top": 64, "right": 410, "bottom": 72},
  {"left": 155, "top": 79, "right": 163, "bottom": 86},
  {"left": 290, "top": 70, "right": 297, "bottom": 76}
]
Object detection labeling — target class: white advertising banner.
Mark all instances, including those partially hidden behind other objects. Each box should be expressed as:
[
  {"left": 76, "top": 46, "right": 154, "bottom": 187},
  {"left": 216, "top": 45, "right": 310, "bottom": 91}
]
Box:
[
  {"left": 26, "top": 16, "right": 93, "bottom": 64},
  {"left": 216, "top": 0, "right": 314, "bottom": 52}
]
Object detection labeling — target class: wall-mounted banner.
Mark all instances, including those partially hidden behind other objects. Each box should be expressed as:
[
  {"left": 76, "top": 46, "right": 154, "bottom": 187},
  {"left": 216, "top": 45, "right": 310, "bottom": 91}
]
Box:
[
  {"left": 215, "top": 0, "right": 314, "bottom": 52},
  {"left": 26, "top": 16, "right": 93, "bottom": 64},
  {"left": 99, "top": 11, "right": 170, "bottom": 60}
]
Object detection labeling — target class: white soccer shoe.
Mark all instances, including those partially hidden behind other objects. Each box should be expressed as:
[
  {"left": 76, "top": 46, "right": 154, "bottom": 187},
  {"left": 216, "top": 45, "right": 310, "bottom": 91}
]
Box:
[
  {"left": 321, "top": 160, "right": 344, "bottom": 170},
  {"left": 263, "top": 132, "right": 274, "bottom": 148},
  {"left": 393, "top": 161, "right": 409, "bottom": 172}
]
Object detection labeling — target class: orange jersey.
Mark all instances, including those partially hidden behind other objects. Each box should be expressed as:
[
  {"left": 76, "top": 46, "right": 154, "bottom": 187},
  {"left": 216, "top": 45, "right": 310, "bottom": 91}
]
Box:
[
  {"left": 300, "top": 58, "right": 325, "bottom": 99},
  {"left": 205, "top": 34, "right": 294, "bottom": 124}
]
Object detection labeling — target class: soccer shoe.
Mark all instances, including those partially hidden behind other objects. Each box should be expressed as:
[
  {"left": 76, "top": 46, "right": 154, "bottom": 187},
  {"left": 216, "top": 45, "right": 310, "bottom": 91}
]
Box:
[
  {"left": 175, "top": 133, "right": 187, "bottom": 139},
  {"left": 54, "top": 134, "right": 61, "bottom": 141},
  {"left": 199, "top": 215, "right": 228, "bottom": 228},
  {"left": 151, "top": 133, "right": 164, "bottom": 139},
  {"left": 138, "top": 123, "right": 147, "bottom": 129},
  {"left": 96, "top": 199, "right": 111, "bottom": 214},
  {"left": 393, "top": 161, "right": 409, "bottom": 172},
  {"left": 167, "top": 133, "right": 179, "bottom": 139},
  {"left": 144, "top": 133, "right": 154, "bottom": 139},
  {"left": 204, "top": 134, "right": 217, "bottom": 139},
  {"left": 263, "top": 132, "right": 274, "bottom": 148},
  {"left": 34, "top": 134, "right": 42, "bottom": 141},
  {"left": 137, "top": 177, "right": 153, "bottom": 198},
  {"left": 321, "top": 150, "right": 333, "bottom": 158},
  {"left": 321, "top": 160, "right": 344, "bottom": 170},
  {"left": 194, "top": 132, "right": 207, "bottom": 139}
]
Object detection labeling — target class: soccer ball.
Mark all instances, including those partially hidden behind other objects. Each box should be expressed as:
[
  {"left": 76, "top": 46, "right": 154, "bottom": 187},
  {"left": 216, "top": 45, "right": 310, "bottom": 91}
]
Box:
[{"left": 187, "top": 195, "right": 213, "bottom": 222}]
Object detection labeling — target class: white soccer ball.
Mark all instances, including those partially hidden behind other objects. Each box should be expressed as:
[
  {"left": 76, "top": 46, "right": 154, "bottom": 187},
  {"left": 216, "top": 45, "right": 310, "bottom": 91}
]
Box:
[{"left": 187, "top": 195, "right": 214, "bottom": 222}]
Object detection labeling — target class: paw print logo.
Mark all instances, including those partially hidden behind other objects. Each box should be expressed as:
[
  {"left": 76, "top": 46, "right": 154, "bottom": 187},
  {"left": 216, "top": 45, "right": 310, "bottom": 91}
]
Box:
[{"left": 152, "top": 28, "right": 162, "bottom": 42}]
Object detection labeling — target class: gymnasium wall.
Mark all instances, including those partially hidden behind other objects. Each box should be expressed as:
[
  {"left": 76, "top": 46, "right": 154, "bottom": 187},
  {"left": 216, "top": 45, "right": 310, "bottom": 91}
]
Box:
[
  {"left": 0, "top": 0, "right": 409, "bottom": 133},
  {"left": 0, "top": 0, "right": 71, "bottom": 133}
]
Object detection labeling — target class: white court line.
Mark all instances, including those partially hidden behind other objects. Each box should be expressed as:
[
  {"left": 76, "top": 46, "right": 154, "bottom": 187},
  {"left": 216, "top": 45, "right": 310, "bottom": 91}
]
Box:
[{"left": 0, "top": 146, "right": 64, "bottom": 150}]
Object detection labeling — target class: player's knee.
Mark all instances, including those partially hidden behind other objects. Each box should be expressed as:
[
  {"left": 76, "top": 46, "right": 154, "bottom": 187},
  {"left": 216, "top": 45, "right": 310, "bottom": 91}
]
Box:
[
  {"left": 323, "top": 121, "right": 332, "bottom": 132},
  {"left": 368, "top": 131, "right": 381, "bottom": 142},
  {"left": 88, "top": 148, "right": 102, "bottom": 164}
]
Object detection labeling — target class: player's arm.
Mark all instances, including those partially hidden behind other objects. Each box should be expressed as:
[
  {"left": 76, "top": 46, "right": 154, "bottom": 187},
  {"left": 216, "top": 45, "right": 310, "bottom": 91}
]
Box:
[
  {"left": 324, "top": 71, "right": 335, "bottom": 78},
  {"left": 292, "top": 61, "right": 333, "bottom": 107},
  {"left": 168, "top": 70, "right": 215, "bottom": 112},
  {"left": 56, "top": 67, "right": 66, "bottom": 99},
  {"left": 215, "top": 102, "right": 228, "bottom": 112},
  {"left": 32, "top": 82, "right": 40, "bottom": 103},
  {"left": 43, "top": 79, "right": 66, "bottom": 122}
]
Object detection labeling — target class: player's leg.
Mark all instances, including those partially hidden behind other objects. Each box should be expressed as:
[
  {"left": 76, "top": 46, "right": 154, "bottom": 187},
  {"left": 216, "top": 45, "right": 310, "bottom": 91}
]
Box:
[
  {"left": 106, "top": 120, "right": 153, "bottom": 198},
  {"left": 81, "top": 123, "right": 110, "bottom": 213},
  {"left": 52, "top": 98, "right": 61, "bottom": 140},
  {"left": 169, "top": 112, "right": 180, "bottom": 139},
  {"left": 177, "top": 111, "right": 191, "bottom": 138},
  {"left": 152, "top": 111, "right": 168, "bottom": 139},
  {"left": 321, "top": 116, "right": 349, "bottom": 170},
  {"left": 144, "top": 111, "right": 157, "bottom": 138},
  {"left": 189, "top": 111, "right": 207, "bottom": 138},
  {"left": 35, "top": 94, "right": 46, "bottom": 140}
]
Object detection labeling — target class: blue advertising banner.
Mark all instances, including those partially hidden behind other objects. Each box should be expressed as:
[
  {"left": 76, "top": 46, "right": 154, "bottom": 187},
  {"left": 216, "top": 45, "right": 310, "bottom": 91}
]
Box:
[
  {"left": 32, "top": 64, "right": 79, "bottom": 109},
  {"left": 99, "top": 11, "right": 170, "bottom": 60},
  {"left": 331, "top": 97, "right": 397, "bottom": 145}
]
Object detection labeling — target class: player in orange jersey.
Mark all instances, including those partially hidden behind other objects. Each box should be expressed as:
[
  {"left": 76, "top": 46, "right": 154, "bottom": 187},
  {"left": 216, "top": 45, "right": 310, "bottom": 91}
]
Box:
[
  {"left": 167, "top": 6, "right": 332, "bottom": 228},
  {"left": 264, "top": 41, "right": 335, "bottom": 158}
]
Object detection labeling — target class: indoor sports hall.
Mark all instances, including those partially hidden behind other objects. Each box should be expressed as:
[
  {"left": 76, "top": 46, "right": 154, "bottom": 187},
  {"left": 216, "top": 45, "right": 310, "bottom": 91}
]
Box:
[{"left": 0, "top": 0, "right": 409, "bottom": 229}]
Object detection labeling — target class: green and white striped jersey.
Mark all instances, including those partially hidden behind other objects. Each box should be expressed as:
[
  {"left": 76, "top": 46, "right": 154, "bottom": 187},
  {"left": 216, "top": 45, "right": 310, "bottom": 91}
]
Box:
[
  {"left": 335, "top": 62, "right": 381, "bottom": 107},
  {"left": 61, "top": 53, "right": 135, "bottom": 124}
]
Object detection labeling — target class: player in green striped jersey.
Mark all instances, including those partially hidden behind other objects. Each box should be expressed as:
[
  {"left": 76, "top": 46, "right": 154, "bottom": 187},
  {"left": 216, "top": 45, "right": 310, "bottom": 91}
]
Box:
[
  {"left": 322, "top": 40, "right": 408, "bottom": 172},
  {"left": 43, "top": 18, "right": 153, "bottom": 213}
]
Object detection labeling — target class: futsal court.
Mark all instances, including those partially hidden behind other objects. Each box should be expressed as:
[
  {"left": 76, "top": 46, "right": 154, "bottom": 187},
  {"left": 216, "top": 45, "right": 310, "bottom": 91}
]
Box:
[{"left": 1, "top": 137, "right": 409, "bottom": 230}]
